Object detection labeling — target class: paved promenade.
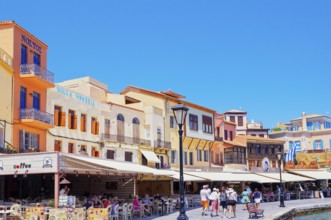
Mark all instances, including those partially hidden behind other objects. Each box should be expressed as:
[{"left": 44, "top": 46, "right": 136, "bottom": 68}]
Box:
[{"left": 147, "top": 197, "right": 331, "bottom": 220}]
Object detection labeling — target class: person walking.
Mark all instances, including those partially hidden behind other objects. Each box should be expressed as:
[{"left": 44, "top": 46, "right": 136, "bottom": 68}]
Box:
[
  {"left": 253, "top": 188, "right": 262, "bottom": 209},
  {"left": 226, "top": 188, "right": 237, "bottom": 218},
  {"left": 209, "top": 188, "right": 219, "bottom": 217},
  {"left": 200, "top": 185, "right": 209, "bottom": 216},
  {"left": 219, "top": 187, "right": 228, "bottom": 218},
  {"left": 241, "top": 188, "right": 250, "bottom": 210}
]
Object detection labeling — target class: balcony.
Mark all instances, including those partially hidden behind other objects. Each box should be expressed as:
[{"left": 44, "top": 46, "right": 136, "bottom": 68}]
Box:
[
  {"left": 20, "top": 64, "right": 55, "bottom": 88},
  {"left": 101, "top": 134, "right": 151, "bottom": 146},
  {"left": 19, "top": 148, "right": 40, "bottom": 153},
  {"left": 154, "top": 140, "right": 171, "bottom": 149},
  {"left": 20, "top": 108, "right": 54, "bottom": 129},
  {"left": 215, "top": 137, "right": 223, "bottom": 141}
]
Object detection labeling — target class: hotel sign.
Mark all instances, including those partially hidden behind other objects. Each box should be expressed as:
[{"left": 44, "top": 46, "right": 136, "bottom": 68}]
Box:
[
  {"left": 56, "top": 86, "right": 96, "bottom": 106},
  {"left": 21, "top": 34, "right": 42, "bottom": 53}
]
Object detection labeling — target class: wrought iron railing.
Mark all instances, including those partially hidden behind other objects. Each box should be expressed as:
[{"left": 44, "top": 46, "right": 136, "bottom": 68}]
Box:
[
  {"left": 20, "top": 108, "right": 54, "bottom": 125},
  {"left": 215, "top": 137, "right": 223, "bottom": 141},
  {"left": 101, "top": 134, "right": 151, "bottom": 146},
  {"left": 0, "top": 48, "right": 13, "bottom": 67},
  {"left": 19, "top": 148, "right": 40, "bottom": 153},
  {"left": 20, "top": 64, "right": 54, "bottom": 84},
  {"left": 0, "top": 148, "right": 17, "bottom": 154},
  {"left": 154, "top": 140, "right": 171, "bottom": 149}
]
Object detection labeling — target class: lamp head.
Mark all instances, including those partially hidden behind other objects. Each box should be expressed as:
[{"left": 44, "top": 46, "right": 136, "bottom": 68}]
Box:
[
  {"left": 277, "top": 151, "right": 282, "bottom": 160},
  {"left": 171, "top": 103, "right": 189, "bottom": 126}
]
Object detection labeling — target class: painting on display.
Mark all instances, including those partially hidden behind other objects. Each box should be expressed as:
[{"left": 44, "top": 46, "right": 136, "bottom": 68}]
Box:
[{"left": 87, "top": 208, "right": 108, "bottom": 220}]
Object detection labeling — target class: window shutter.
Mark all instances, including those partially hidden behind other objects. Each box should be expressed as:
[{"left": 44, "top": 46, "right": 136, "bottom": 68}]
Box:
[
  {"left": 313, "top": 141, "right": 317, "bottom": 150},
  {"left": 60, "top": 112, "right": 66, "bottom": 127},
  {"left": 68, "top": 113, "right": 72, "bottom": 129},
  {"left": 92, "top": 120, "right": 96, "bottom": 134},
  {"left": 96, "top": 122, "right": 99, "bottom": 135},
  {"left": 73, "top": 115, "right": 77, "bottom": 129},
  {"left": 321, "top": 140, "right": 324, "bottom": 149},
  {"left": 54, "top": 110, "right": 59, "bottom": 126}
]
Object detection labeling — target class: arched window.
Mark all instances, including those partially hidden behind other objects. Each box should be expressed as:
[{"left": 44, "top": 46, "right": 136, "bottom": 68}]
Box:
[
  {"left": 132, "top": 117, "right": 140, "bottom": 125},
  {"left": 117, "top": 114, "right": 125, "bottom": 121}
]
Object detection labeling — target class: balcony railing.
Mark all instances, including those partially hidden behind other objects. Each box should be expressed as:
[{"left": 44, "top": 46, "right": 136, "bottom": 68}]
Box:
[
  {"left": 0, "top": 148, "right": 17, "bottom": 154},
  {"left": 215, "top": 137, "right": 223, "bottom": 141},
  {"left": 20, "top": 64, "right": 54, "bottom": 84},
  {"left": 154, "top": 140, "right": 171, "bottom": 149},
  {"left": 0, "top": 48, "right": 13, "bottom": 67},
  {"left": 20, "top": 108, "right": 54, "bottom": 125},
  {"left": 101, "top": 134, "right": 151, "bottom": 146},
  {"left": 19, "top": 148, "right": 40, "bottom": 153}
]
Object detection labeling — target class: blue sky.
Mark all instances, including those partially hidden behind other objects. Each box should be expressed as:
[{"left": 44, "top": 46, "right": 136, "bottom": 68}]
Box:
[{"left": 2, "top": 1, "right": 330, "bottom": 128}]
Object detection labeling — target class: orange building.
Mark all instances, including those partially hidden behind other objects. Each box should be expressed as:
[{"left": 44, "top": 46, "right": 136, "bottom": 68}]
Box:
[{"left": 0, "top": 21, "right": 54, "bottom": 153}]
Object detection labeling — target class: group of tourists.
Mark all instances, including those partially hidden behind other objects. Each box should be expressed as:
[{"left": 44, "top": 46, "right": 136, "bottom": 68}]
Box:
[{"left": 200, "top": 185, "right": 266, "bottom": 218}]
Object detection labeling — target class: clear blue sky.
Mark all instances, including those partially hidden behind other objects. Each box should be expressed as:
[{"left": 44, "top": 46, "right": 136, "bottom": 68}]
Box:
[{"left": 2, "top": 1, "right": 330, "bottom": 128}]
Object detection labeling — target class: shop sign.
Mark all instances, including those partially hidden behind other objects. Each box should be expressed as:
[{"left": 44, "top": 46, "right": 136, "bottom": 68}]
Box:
[{"left": 21, "top": 34, "right": 42, "bottom": 53}]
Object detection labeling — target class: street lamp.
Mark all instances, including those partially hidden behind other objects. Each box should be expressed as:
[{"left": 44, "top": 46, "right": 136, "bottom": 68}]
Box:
[
  {"left": 277, "top": 151, "right": 285, "bottom": 207},
  {"left": 171, "top": 103, "right": 189, "bottom": 220}
]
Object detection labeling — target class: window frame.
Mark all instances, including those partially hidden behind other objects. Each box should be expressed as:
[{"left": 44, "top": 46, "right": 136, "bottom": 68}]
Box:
[{"left": 189, "top": 114, "right": 198, "bottom": 131}]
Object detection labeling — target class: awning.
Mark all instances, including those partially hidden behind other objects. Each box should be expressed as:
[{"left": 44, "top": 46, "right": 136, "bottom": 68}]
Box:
[
  {"left": 256, "top": 172, "right": 314, "bottom": 182},
  {"left": 288, "top": 170, "right": 331, "bottom": 180},
  {"left": 61, "top": 153, "right": 156, "bottom": 175},
  {"left": 140, "top": 150, "right": 161, "bottom": 163},
  {"left": 172, "top": 172, "right": 207, "bottom": 182},
  {"left": 185, "top": 172, "right": 279, "bottom": 183}
]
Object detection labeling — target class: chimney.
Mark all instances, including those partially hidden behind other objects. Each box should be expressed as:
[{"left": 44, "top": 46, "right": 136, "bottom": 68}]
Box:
[{"left": 302, "top": 112, "right": 307, "bottom": 131}]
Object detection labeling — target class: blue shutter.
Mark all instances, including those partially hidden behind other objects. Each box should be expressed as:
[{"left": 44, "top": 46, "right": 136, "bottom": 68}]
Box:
[
  {"left": 313, "top": 141, "right": 317, "bottom": 150},
  {"left": 307, "top": 122, "right": 313, "bottom": 131}
]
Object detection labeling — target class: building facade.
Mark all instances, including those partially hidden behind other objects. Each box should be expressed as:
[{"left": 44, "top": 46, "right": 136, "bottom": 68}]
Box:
[
  {"left": 223, "top": 110, "right": 248, "bottom": 135},
  {"left": 270, "top": 112, "right": 331, "bottom": 153},
  {"left": 247, "top": 120, "right": 269, "bottom": 138},
  {"left": 0, "top": 21, "right": 54, "bottom": 154}
]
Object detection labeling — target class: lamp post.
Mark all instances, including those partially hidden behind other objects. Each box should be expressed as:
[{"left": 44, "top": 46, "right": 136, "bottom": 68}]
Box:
[
  {"left": 171, "top": 103, "right": 189, "bottom": 220},
  {"left": 277, "top": 151, "right": 285, "bottom": 207}
]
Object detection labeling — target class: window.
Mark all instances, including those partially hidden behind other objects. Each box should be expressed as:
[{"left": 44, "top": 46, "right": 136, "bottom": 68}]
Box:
[
  {"left": 307, "top": 122, "right": 313, "bottom": 131},
  {"left": 202, "top": 115, "right": 213, "bottom": 134},
  {"left": 197, "top": 149, "right": 202, "bottom": 161},
  {"left": 20, "top": 87, "right": 27, "bottom": 109},
  {"left": 33, "top": 52, "right": 40, "bottom": 65},
  {"left": 251, "top": 134, "right": 256, "bottom": 136},
  {"left": 91, "top": 146, "right": 99, "bottom": 157},
  {"left": 189, "top": 152, "right": 193, "bottom": 165},
  {"left": 142, "top": 154, "right": 147, "bottom": 166},
  {"left": 156, "top": 155, "right": 164, "bottom": 169},
  {"left": 259, "top": 134, "right": 264, "bottom": 138},
  {"left": 224, "top": 147, "right": 246, "bottom": 164},
  {"left": 238, "top": 116, "right": 244, "bottom": 126},
  {"left": 264, "top": 145, "right": 268, "bottom": 154},
  {"left": 117, "top": 114, "right": 125, "bottom": 138},
  {"left": 19, "top": 130, "right": 39, "bottom": 152},
  {"left": 91, "top": 117, "right": 99, "bottom": 135},
  {"left": 171, "top": 150, "right": 177, "bottom": 164},
  {"left": 256, "top": 145, "right": 261, "bottom": 154},
  {"left": 117, "top": 114, "right": 125, "bottom": 121},
  {"left": 189, "top": 114, "right": 198, "bottom": 131},
  {"left": 216, "top": 127, "right": 220, "bottom": 137},
  {"left": 204, "top": 150, "right": 209, "bottom": 162},
  {"left": 54, "top": 106, "right": 65, "bottom": 127},
  {"left": 230, "top": 116, "right": 235, "bottom": 123},
  {"left": 81, "top": 114, "right": 87, "bottom": 132},
  {"left": 184, "top": 152, "right": 188, "bottom": 165},
  {"left": 68, "top": 110, "right": 77, "bottom": 129},
  {"left": 249, "top": 144, "right": 253, "bottom": 154},
  {"left": 277, "top": 145, "right": 282, "bottom": 153},
  {"left": 107, "top": 150, "right": 115, "bottom": 159},
  {"left": 80, "top": 145, "right": 87, "bottom": 152},
  {"left": 230, "top": 131, "right": 233, "bottom": 141},
  {"left": 170, "top": 116, "right": 175, "bottom": 128},
  {"left": 132, "top": 117, "right": 140, "bottom": 140},
  {"left": 104, "top": 119, "right": 110, "bottom": 134},
  {"left": 21, "top": 45, "right": 27, "bottom": 65},
  {"left": 68, "top": 143, "right": 74, "bottom": 153},
  {"left": 54, "top": 140, "right": 61, "bottom": 152},
  {"left": 33, "top": 92, "right": 40, "bottom": 109},
  {"left": 271, "top": 145, "right": 275, "bottom": 154},
  {"left": 314, "top": 140, "right": 324, "bottom": 150},
  {"left": 325, "top": 122, "right": 331, "bottom": 129},
  {"left": 224, "top": 130, "right": 228, "bottom": 140},
  {"left": 125, "top": 151, "right": 133, "bottom": 162}
]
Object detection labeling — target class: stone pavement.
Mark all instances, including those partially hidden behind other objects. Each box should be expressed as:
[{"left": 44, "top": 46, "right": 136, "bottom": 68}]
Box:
[{"left": 144, "top": 197, "right": 331, "bottom": 220}]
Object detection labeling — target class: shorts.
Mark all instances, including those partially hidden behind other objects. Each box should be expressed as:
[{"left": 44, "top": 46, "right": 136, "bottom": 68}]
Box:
[
  {"left": 254, "top": 198, "right": 261, "bottom": 204},
  {"left": 220, "top": 201, "right": 227, "bottom": 209},
  {"left": 201, "top": 200, "right": 208, "bottom": 209},
  {"left": 226, "top": 200, "right": 237, "bottom": 206}
]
